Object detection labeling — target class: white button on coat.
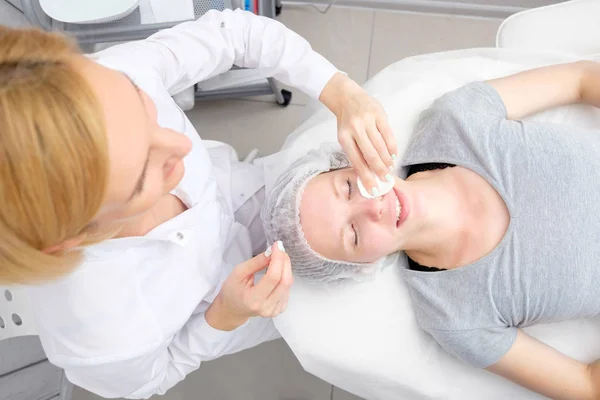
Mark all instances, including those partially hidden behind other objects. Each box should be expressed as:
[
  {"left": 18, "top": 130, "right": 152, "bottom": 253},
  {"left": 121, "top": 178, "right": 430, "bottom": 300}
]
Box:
[
  {"left": 168, "top": 230, "right": 190, "bottom": 246},
  {"left": 27, "top": 9, "right": 340, "bottom": 399}
]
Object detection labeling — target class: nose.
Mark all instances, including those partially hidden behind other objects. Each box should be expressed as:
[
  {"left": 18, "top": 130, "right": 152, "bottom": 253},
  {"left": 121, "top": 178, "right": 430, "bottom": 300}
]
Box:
[
  {"left": 154, "top": 127, "right": 192, "bottom": 159},
  {"left": 353, "top": 196, "right": 383, "bottom": 221}
]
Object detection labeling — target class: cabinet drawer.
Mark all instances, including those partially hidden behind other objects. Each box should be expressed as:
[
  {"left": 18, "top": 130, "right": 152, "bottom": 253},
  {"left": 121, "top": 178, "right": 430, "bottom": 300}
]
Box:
[
  {"left": 0, "top": 336, "right": 47, "bottom": 375},
  {"left": 0, "top": 361, "right": 62, "bottom": 400}
]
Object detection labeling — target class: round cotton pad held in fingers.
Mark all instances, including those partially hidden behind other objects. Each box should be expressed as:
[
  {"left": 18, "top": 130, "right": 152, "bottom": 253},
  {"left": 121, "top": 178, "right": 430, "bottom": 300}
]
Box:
[{"left": 356, "top": 175, "right": 394, "bottom": 199}]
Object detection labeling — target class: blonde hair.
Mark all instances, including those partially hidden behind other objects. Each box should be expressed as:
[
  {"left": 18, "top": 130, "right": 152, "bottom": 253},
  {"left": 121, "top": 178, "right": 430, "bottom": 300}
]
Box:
[{"left": 0, "top": 27, "right": 110, "bottom": 284}]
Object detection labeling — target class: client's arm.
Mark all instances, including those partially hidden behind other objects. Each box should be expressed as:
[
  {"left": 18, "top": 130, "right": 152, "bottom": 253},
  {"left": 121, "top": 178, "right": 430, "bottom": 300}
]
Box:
[
  {"left": 487, "top": 60, "right": 600, "bottom": 120},
  {"left": 488, "top": 330, "right": 599, "bottom": 400}
]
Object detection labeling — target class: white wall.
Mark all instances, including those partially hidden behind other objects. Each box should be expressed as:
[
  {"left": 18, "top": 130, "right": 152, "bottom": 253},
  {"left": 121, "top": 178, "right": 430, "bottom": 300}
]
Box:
[{"left": 283, "top": 0, "right": 564, "bottom": 18}]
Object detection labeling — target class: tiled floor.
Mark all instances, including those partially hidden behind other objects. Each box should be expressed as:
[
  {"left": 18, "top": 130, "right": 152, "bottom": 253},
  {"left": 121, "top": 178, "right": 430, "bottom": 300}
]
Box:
[
  {"left": 194, "top": 7, "right": 501, "bottom": 161},
  {"left": 1, "top": 3, "right": 500, "bottom": 399},
  {"left": 368, "top": 12, "right": 501, "bottom": 77}
]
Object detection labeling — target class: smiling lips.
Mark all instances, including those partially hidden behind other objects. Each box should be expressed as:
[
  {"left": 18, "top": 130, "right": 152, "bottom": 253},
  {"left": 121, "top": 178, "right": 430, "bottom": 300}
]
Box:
[{"left": 392, "top": 187, "right": 409, "bottom": 228}]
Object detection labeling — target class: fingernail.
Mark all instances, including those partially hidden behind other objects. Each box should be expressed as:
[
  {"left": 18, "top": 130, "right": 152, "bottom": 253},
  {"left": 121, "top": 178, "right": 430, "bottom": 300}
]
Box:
[
  {"left": 389, "top": 165, "right": 394, "bottom": 171},
  {"left": 371, "top": 187, "right": 380, "bottom": 197},
  {"left": 265, "top": 246, "right": 273, "bottom": 257},
  {"left": 391, "top": 154, "right": 397, "bottom": 161},
  {"left": 277, "top": 240, "right": 286, "bottom": 252},
  {"left": 385, "top": 174, "right": 393, "bottom": 183}
]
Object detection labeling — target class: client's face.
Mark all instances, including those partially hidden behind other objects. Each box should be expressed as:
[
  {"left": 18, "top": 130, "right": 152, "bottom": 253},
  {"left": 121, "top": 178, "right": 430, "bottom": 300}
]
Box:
[{"left": 300, "top": 167, "right": 412, "bottom": 263}]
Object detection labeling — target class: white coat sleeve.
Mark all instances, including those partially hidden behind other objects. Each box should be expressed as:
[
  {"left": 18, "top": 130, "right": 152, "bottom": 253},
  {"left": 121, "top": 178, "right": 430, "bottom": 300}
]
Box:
[
  {"left": 60, "top": 314, "right": 279, "bottom": 399},
  {"left": 92, "top": 8, "right": 340, "bottom": 99}
]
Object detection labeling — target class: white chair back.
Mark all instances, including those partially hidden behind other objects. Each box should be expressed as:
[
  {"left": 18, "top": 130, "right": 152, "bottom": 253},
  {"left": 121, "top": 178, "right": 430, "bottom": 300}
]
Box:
[{"left": 496, "top": 0, "right": 600, "bottom": 57}]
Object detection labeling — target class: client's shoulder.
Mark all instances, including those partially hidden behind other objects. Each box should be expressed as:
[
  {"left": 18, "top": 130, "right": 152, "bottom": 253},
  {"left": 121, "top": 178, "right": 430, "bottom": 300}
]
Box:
[{"left": 429, "top": 82, "right": 507, "bottom": 119}]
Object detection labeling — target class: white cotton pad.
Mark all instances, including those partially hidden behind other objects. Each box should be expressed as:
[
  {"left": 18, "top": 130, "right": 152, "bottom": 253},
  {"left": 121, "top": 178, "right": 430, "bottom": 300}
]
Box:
[{"left": 356, "top": 175, "right": 394, "bottom": 199}]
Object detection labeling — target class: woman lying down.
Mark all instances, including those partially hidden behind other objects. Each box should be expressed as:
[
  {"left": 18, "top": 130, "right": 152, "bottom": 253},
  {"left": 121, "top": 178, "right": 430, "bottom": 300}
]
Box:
[{"left": 262, "top": 60, "right": 600, "bottom": 400}]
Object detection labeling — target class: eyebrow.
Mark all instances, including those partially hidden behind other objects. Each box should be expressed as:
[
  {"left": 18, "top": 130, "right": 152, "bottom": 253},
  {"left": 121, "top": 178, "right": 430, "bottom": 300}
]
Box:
[
  {"left": 331, "top": 175, "right": 349, "bottom": 252},
  {"left": 127, "top": 157, "right": 149, "bottom": 202},
  {"left": 121, "top": 72, "right": 150, "bottom": 202},
  {"left": 332, "top": 174, "right": 340, "bottom": 199}
]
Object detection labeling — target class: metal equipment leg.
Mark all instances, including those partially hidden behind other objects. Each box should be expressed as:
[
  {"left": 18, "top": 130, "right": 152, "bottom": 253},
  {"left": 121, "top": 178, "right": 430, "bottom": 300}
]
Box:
[
  {"left": 268, "top": 78, "right": 292, "bottom": 106},
  {"left": 260, "top": 0, "right": 276, "bottom": 18}
]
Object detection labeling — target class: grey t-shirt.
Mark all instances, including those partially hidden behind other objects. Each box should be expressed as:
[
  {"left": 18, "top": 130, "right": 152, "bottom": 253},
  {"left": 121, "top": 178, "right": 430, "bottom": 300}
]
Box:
[{"left": 400, "top": 82, "right": 600, "bottom": 368}]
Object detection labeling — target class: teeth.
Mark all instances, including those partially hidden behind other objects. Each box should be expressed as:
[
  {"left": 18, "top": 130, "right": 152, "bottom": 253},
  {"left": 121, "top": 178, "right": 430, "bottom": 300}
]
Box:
[{"left": 395, "top": 197, "right": 402, "bottom": 222}]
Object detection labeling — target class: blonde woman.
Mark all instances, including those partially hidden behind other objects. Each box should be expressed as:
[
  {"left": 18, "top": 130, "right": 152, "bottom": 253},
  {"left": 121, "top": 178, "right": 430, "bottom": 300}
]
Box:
[{"left": 0, "top": 9, "right": 397, "bottom": 398}]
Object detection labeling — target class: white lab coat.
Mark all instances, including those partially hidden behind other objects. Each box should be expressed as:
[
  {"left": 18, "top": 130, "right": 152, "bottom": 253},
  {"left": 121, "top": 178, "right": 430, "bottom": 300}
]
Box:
[{"left": 27, "top": 9, "right": 339, "bottom": 399}]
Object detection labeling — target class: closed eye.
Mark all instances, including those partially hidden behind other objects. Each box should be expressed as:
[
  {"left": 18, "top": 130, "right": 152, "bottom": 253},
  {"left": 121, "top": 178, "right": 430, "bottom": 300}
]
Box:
[
  {"left": 346, "top": 178, "right": 353, "bottom": 198},
  {"left": 347, "top": 178, "right": 359, "bottom": 246}
]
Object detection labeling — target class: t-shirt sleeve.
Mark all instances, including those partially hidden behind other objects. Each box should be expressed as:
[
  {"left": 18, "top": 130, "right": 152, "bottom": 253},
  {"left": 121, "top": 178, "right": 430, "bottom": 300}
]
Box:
[
  {"left": 428, "top": 326, "right": 518, "bottom": 368},
  {"left": 430, "top": 82, "right": 508, "bottom": 119},
  {"left": 404, "top": 80, "right": 513, "bottom": 167},
  {"left": 405, "top": 82, "right": 508, "bottom": 167}
]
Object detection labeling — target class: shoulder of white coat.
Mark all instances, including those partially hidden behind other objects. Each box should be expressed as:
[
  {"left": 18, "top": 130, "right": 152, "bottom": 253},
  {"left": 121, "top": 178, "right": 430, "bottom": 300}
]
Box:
[{"left": 29, "top": 250, "right": 165, "bottom": 364}]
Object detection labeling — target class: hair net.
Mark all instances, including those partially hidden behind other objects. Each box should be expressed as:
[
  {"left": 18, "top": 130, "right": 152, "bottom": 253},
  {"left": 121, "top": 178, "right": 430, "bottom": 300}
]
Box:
[{"left": 261, "top": 143, "right": 398, "bottom": 284}]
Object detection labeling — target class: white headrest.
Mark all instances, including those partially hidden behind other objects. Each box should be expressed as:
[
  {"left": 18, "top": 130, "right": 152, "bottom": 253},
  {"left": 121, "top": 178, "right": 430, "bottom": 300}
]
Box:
[{"left": 39, "top": 0, "right": 139, "bottom": 24}]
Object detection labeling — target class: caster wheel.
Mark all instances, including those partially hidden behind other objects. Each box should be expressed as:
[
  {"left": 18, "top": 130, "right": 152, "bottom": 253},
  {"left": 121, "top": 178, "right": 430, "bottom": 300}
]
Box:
[
  {"left": 275, "top": 5, "right": 282, "bottom": 16},
  {"left": 277, "top": 89, "right": 292, "bottom": 107}
]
